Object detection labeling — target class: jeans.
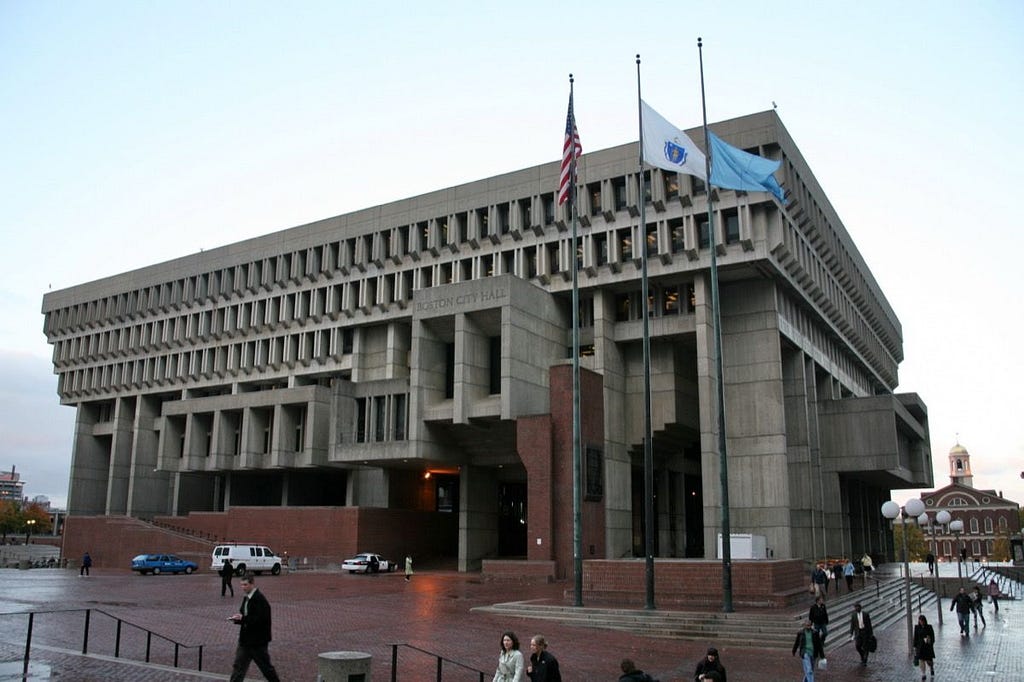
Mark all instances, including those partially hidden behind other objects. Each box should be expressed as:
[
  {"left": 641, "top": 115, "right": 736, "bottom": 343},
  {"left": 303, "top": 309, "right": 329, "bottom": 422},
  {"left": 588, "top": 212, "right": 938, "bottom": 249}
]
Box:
[
  {"left": 801, "top": 652, "right": 815, "bottom": 682},
  {"left": 813, "top": 623, "right": 828, "bottom": 644},
  {"left": 957, "top": 610, "right": 970, "bottom": 634}
]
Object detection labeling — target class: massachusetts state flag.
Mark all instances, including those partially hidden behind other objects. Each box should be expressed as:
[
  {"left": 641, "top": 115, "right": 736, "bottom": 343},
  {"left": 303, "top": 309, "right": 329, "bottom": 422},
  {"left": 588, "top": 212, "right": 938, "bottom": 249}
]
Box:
[{"left": 640, "top": 100, "right": 706, "bottom": 180}]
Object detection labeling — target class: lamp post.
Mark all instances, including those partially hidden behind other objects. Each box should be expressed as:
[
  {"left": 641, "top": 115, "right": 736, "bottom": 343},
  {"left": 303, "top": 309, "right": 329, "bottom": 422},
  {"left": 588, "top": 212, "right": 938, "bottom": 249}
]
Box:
[
  {"left": 918, "top": 509, "right": 950, "bottom": 625},
  {"left": 24, "top": 518, "right": 36, "bottom": 545},
  {"left": 950, "top": 519, "right": 965, "bottom": 586},
  {"left": 882, "top": 498, "right": 925, "bottom": 656}
]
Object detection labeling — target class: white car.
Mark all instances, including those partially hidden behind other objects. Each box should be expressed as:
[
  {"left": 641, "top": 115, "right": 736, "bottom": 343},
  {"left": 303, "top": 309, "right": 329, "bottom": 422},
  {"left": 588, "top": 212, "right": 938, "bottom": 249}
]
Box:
[{"left": 341, "top": 553, "right": 396, "bottom": 574}]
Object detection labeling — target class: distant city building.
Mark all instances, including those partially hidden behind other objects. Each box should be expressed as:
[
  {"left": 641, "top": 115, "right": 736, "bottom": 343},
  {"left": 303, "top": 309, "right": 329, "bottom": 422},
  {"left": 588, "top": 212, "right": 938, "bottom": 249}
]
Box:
[
  {"left": 920, "top": 443, "right": 1021, "bottom": 561},
  {"left": 42, "top": 110, "right": 931, "bottom": 572},
  {"left": 0, "top": 466, "right": 25, "bottom": 501}
]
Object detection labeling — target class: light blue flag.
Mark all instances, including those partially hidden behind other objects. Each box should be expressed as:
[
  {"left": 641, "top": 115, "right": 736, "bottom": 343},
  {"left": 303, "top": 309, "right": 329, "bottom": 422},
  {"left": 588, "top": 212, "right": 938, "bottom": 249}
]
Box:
[{"left": 709, "top": 132, "right": 786, "bottom": 203}]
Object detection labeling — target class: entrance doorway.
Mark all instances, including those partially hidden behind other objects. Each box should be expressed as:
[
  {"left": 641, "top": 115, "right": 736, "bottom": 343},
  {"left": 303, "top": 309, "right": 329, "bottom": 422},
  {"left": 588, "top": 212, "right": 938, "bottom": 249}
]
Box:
[{"left": 497, "top": 482, "right": 527, "bottom": 556}]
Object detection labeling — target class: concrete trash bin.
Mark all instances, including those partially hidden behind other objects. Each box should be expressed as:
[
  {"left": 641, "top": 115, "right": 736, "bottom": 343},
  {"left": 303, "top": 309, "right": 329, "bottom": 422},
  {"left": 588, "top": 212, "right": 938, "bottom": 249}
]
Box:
[{"left": 317, "top": 651, "right": 371, "bottom": 682}]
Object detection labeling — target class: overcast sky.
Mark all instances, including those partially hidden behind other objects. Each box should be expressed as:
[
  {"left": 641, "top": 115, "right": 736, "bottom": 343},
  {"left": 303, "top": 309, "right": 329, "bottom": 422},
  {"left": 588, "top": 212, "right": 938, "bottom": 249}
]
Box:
[{"left": 2, "top": 1, "right": 1022, "bottom": 510}]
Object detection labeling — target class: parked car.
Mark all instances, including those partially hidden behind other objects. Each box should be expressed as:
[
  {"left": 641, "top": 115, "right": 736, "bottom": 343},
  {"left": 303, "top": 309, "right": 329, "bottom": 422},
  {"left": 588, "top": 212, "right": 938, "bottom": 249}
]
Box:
[
  {"left": 210, "top": 544, "right": 282, "bottom": 576},
  {"left": 131, "top": 554, "right": 199, "bottom": 575},
  {"left": 341, "top": 553, "right": 396, "bottom": 574}
]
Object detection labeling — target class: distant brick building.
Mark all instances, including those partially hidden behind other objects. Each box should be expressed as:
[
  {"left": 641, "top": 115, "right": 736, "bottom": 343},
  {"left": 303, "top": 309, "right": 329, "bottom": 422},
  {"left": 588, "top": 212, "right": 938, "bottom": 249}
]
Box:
[{"left": 921, "top": 443, "right": 1021, "bottom": 561}]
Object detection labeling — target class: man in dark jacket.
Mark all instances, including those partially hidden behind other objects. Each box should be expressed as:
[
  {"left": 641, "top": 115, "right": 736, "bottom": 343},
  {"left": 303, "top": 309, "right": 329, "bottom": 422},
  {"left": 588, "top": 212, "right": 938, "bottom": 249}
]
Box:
[
  {"left": 792, "top": 620, "right": 825, "bottom": 681},
  {"left": 848, "top": 603, "right": 874, "bottom": 666},
  {"left": 229, "top": 573, "right": 281, "bottom": 682},
  {"left": 693, "top": 646, "right": 727, "bottom": 681},
  {"left": 809, "top": 596, "right": 829, "bottom": 644},
  {"left": 950, "top": 586, "right": 973, "bottom": 637},
  {"left": 220, "top": 558, "right": 234, "bottom": 597}
]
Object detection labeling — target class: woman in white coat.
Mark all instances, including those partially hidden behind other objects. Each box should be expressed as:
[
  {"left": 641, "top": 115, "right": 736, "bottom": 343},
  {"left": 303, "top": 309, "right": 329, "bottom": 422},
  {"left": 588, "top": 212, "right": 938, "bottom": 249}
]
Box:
[{"left": 494, "top": 631, "right": 525, "bottom": 682}]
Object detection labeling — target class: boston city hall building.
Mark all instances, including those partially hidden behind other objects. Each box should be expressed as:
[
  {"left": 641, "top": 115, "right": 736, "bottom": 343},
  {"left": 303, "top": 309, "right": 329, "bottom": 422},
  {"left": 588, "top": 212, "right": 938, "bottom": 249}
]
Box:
[{"left": 43, "top": 110, "right": 932, "bottom": 594}]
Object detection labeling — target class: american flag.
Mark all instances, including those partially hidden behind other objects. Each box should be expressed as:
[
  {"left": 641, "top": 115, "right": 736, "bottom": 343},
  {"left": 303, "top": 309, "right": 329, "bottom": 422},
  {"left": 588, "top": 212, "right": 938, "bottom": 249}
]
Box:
[{"left": 558, "top": 91, "right": 582, "bottom": 206}]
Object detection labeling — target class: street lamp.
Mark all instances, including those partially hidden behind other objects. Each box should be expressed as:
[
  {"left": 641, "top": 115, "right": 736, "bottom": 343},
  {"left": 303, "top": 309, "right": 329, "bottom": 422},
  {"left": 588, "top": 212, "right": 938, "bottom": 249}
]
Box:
[
  {"left": 918, "top": 509, "right": 950, "bottom": 625},
  {"left": 882, "top": 498, "right": 925, "bottom": 656},
  {"left": 24, "top": 518, "right": 36, "bottom": 544},
  {"left": 949, "top": 519, "right": 965, "bottom": 586}
]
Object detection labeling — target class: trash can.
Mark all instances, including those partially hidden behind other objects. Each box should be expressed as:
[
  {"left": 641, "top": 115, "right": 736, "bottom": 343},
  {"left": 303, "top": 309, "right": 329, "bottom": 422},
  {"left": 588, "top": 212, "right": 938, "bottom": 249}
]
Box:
[{"left": 317, "top": 651, "right": 371, "bottom": 682}]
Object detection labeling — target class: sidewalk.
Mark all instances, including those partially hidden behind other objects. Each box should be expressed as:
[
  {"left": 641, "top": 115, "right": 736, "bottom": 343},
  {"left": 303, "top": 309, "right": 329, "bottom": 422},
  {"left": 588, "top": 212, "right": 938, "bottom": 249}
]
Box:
[{"left": 0, "top": 566, "right": 1019, "bottom": 680}]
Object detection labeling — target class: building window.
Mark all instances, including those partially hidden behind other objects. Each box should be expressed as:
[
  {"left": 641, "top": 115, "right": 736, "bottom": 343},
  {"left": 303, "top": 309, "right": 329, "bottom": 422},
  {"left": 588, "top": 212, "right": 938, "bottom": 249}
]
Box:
[
  {"left": 999, "top": 516, "right": 1008, "bottom": 530},
  {"left": 618, "top": 228, "right": 633, "bottom": 261},
  {"left": 985, "top": 517, "right": 993, "bottom": 533},
  {"left": 444, "top": 343, "right": 455, "bottom": 399},
  {"left": 970, "top": 518, "right": 979, "bottom": 533},
  {"left": 374, "top": 396, "right": 386, "bottom": 442},
  {"left": 342, "top": 328, "right": 354, "bottom": 354},
  {"left": 488, "top": 336, "right": 501, "bottom": 395},
  {"left": 972, "top": 540, "right": 981, "bottom": 556},
  {"left": 594, "top": 233, "right": 608, "bottom": 266},
  {"left": 662, "top": 286, "right": 679, "bottom": 315},
  {"left": 613, "top": 177, "right": 627, "bottom": 210},
  {"left": 645, "top": 223, "right": 657, "bottom": 256},
  {"left": 664, "top": 171, "right": 679, "bottom": 201},
  {"left": 588, "top": 182, "right": 601, "bottom": 217},
  {"left": 584, "top": 446, "right": 603, "bottom": 500},
  {"left": 669, "top": 218, "right": 684, "bottom": 254},
  {"left": 356, "top": 398, "right": 367, "bottom": 442},
  {"left": 542, "top": 193, "right": 555, "bottom": 225},
  {"left": 294, "top": 406, "right": 306, "bottom": 451},
  {"left": 724, "top": 210, "right": 740, "bottom": 244},
  {"left": 698, "top": 219, "right": 710, "bottom": 249},
  {"left": 394, "top": 394, "right": 407, "bottom": 441}
]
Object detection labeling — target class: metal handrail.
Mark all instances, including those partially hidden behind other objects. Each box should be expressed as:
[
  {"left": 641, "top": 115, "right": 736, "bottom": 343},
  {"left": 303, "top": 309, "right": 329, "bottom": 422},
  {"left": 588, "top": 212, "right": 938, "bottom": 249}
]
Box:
[
  {"left": 1, "top": 607, "right": 204, "bottom": 678},
  {"left": 390, "top": 642, "right": 487, "bottom": 682}
]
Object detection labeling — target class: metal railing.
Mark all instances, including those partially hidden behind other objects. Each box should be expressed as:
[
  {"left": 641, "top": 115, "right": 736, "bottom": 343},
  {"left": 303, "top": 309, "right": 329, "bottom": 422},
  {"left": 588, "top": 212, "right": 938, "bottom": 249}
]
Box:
[
  {"left": 390, "top": 643, "right": 487, "bottom": 682},
  {"left": 2, "top": 607, "right": 204, "bottom": 678}
]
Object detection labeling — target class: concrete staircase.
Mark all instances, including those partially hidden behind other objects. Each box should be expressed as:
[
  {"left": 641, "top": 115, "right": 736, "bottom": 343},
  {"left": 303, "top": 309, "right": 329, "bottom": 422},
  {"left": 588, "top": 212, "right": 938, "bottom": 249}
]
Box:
[{"left": 471, "top": 567, "right": 939, "bottom": 649}]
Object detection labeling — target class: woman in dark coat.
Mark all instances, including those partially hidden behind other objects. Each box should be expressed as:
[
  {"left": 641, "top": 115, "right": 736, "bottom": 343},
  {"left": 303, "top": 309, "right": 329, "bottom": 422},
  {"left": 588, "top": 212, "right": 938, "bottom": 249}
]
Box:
[{"left": 913, "top": 614, "right": 935, "bottom": 680}]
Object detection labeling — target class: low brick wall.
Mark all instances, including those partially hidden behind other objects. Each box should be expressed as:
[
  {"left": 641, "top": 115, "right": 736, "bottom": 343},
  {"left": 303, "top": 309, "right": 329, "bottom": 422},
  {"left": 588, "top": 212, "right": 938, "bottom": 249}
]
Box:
[
  {"left": 481, "top": 559, "right": 557, "bottom": 583},
  {"left": 578, "top": 558, "right": 807, "bottom": 608}
]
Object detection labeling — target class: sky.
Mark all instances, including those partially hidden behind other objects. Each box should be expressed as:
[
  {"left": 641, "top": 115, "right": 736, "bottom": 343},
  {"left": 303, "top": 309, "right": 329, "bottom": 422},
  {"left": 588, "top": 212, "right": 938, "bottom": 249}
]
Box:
[{"left": 1, "top": 1, "right": 1022, "bottom": 511}]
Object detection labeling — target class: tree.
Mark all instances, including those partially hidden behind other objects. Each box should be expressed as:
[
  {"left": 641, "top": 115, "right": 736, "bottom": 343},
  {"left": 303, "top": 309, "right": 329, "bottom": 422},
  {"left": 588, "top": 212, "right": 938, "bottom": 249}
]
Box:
[
  {"left": 22, "top": 502, "right": 52, "bottom": 536},
  {"left": 892, "top": 521, "right": 930, "bottom": 561},
  {"left": 0, "top": 500, "right": 18, "bottom": 542}
]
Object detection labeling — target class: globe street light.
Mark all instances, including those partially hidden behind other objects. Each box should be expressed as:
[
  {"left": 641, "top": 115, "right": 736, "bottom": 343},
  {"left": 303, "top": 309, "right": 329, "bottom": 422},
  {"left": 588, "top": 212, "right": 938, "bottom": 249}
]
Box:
[
  {"left": 949, "top": 519, "right": 965, "bottom": 586},
  {"left": 918, "top": 509, "right": 950, "bottom": 625},
  {"left": 24, "top": 518, "right": 36, "bottom": 545},
  {"left": 882, "top": 498, "right": 925, "bottom": 656}
]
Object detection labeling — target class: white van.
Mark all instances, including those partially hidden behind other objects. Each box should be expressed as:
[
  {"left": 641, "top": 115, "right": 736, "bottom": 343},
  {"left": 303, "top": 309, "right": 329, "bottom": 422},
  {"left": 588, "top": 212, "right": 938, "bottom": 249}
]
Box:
[{"left": 210, "top": 544, "right": 283, "bottom": 576}]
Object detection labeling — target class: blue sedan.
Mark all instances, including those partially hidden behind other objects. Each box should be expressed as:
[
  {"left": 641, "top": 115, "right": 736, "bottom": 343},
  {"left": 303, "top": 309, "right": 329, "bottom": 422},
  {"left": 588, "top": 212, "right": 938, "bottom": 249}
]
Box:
[{"left": 131, "top": 554, "right": 199, "bottom": 575}]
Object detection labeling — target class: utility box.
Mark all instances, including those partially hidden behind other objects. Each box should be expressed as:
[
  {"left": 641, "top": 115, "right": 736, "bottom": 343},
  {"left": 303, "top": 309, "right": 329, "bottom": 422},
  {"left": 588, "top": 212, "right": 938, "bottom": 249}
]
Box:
[{"left": 716, "top": 533, "right": 767, "bottom": 560}]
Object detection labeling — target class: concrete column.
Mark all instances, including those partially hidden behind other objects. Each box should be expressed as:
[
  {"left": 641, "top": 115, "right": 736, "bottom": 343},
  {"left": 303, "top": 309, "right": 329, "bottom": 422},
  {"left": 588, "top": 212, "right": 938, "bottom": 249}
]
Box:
[
  {"left": 459, "top": 464, "right": 498, "bottom": 572},
  {"left": 105, "top": 397, "right": 135, "bottom": 514},
  {"left": 66, "top": 404, "right": 109, "bottom": 515}
]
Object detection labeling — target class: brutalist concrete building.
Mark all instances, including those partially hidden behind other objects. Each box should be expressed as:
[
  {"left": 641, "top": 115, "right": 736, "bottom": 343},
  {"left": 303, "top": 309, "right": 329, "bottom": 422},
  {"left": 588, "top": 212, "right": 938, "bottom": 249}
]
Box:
[{"left": 41, "top": 110, "right": 932, "bottom": 576}]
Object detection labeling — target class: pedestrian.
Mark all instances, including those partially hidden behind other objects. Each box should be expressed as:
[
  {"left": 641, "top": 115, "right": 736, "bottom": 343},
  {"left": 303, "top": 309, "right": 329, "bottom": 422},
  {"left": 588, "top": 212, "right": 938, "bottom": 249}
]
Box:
[
  {"left": 860, "top": 553, "right": 873, "bottom": 575},
  {"left": 494, "top": 631, "right": 524, "bottom": 682},
  {"left": 220, "top": 558, "right": 235, "bottom": 597},
  {"left": 913, "top": 614, "right": 935, "bottom": 681},
  {"left": 810, "top": 563, "right": 826, "bottom": 598},
  {"left": 843, "top": 559, "right": 855, "bottom": 592},
  {"left": 404, "top": 555, "right": 413, "bottom": 581},
  {"left": 526, "top": 635, "right": 561, "bottom": 682},
  {"left": 369, "top": 554, "right": 379, "bottom": 573},
  {"left": 618, "top": 658, "right": 657, "bottom": 682},
  {"left": 848, "top": 602, "right": 874, "bottom": 666},
  {"left": 830, "top": 562, "right": 841, "bottom": 592},
  {"left": 989, "top": 578, "right": 1000, "bottom": 611},
  {"left": 925, "top": 552, "right": 935, "bottom": 575},
  {"left": 950, "top": 586, "right": 972, "bottom": 637},
  {"left": 693, "top": 646, "right": 727, "bottom": 682},
  {"left": 809, "top": 595, "right": 829, "bottom": 645},
  {"left": 228, "top": 573, "right": 281, "bottom": 682},
  {"left": 791, "top": 619, "right": 825, "bottom": 682},
  {"left": 970, "top": 585, "right": 986, "bottom": 627},
  {"left": 80, "top": 551, "right": 92, "bottom": 577}
]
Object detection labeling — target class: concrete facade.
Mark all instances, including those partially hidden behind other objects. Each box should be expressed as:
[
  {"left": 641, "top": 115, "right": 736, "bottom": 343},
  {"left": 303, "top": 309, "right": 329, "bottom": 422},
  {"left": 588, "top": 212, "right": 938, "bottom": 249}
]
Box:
[{"left": 41, "top": 109, "right": 931, "bottom": 576}]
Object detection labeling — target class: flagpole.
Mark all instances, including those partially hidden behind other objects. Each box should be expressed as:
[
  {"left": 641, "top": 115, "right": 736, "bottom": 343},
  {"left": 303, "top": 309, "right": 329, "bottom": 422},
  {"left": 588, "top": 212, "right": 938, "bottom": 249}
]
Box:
[
  {"left": 636, "top": 54, "right": 656, "bottom": 611},
  {"left": 569, "top": 74, "right": 584, "bottom": 608},
  {"left": 698, "top": 36, "right": 734, "bottom": 613}
]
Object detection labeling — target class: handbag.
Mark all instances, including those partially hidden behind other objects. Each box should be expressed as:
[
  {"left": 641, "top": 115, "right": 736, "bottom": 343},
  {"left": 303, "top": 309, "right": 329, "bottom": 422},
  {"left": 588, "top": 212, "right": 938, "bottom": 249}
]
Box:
[
  {"left": 867, "top": 634, "right": 878, "bottom": 652},
  {"left": 817, "top": 657, "right": 827, "bottom": 670},
  {"left": 808, "top": 583, "right": 816, "bottom": 594}
]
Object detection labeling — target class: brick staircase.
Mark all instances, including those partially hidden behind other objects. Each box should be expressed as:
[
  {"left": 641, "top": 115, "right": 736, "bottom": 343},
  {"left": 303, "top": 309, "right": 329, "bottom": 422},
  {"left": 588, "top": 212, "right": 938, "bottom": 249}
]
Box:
[{"left": 471, "top": 567, "right": 938, "bottom": 649}]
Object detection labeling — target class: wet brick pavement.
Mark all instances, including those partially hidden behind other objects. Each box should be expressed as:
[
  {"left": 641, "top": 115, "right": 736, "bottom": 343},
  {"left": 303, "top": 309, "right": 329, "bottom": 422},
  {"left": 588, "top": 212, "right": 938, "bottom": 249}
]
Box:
[{"left": 0, "top": 565, "right": 1019, "bottom": 681}]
